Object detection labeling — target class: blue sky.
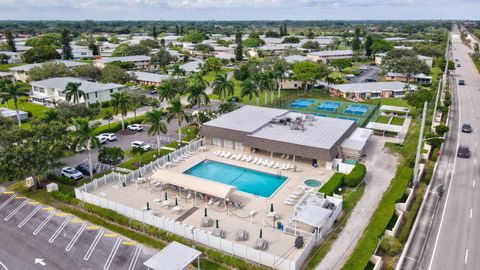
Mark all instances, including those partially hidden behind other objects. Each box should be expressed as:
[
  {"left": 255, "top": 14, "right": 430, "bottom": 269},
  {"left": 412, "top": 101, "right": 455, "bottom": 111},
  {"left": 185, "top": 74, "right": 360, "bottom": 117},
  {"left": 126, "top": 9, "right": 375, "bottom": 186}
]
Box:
[{"left": 0, "top": 0, "right": 478, "bottom": 20}]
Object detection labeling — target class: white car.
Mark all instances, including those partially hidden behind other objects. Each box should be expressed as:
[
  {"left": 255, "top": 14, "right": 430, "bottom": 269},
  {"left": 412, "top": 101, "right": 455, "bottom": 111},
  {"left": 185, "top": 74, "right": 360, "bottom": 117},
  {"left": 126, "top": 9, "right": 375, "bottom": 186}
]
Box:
[
  {"left": 131, "top": 141, "right": 152, "bottom": 151},
  {"left": 61, "top": 167, "right": 83, "bottom": 180},
  {"left": 127, "top": 124, "right": 143, "bottom": 131},
  {"left": 96, "top": 135, "right": 108, "bottom": 144},
  {"left": 100, "top": 133, "right": 117, "bottom": 141}
]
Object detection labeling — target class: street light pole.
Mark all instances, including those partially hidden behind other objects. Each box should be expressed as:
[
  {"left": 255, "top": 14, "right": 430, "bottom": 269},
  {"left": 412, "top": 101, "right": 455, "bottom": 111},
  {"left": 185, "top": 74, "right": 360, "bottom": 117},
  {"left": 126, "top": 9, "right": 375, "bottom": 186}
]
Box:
[{"left": 413, "top": 101, "right": 428, "bottom": 186}]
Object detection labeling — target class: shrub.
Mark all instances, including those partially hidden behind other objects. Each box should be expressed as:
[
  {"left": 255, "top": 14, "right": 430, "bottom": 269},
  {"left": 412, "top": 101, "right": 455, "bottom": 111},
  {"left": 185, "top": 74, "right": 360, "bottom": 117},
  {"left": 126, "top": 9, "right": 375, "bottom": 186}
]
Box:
[
  {"left": 380, "top": 236, "right": 402, "bottom": 256},
  {"left": 435, "top": 125, "right": 449, "bottom": 135},
  {"left": 343, "top": 163, "right": 367, "bottom": 187},
  {"left": 320, "top": 173, "right": 344, "bottom": 196}
]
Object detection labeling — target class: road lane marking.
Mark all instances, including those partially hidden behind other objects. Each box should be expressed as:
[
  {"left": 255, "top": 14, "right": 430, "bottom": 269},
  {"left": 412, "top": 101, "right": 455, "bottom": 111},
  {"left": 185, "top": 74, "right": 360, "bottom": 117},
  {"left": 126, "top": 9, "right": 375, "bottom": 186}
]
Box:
[
  {"left": 121, "top": 241, "right": 136, "bottom": 245},
  {"left": 104, "top": 237, "right": 122, "bottom": 270},
  {"left": 33, "top": 211, "right": 56, "bottom": 235},
  {"left": 475, "top": 141, "right": 477, "bottom": 147},
  {"left": 18, "top": 205, "right": 42, "bottom": 228},
  {"left": 0, "top": 194, "right": 17, "bottom": 210},
  {"left": 42, "top": 207, "right": 53, "bottom": 211},
  {"left": 104, "top": 233, "right": 118, "bottom": 237},
  {"left": 465, "top": 248, "right": 469, "bottom": 264},
  {"left": 27, "top": 202, "right": 39, "bottom": 205},
  {"left": 470, "top": 208, "right": 473, "bottom": 219},
  {"left": 475, "top": 158, "right": 477, "bottom": 165},
  {"left": 66, "top": 222, "right": 87, "bottom": 252},
  {"left": 128, "top": 245, "right": 142, "bottom": 270},
  {"left": 48, "top": 215, "right": 72, "bottom": 243},
  {"left": 70, "top": 219, "right": 83, "bottom": 223},
  {"left": 474, "top": 180, "right": 476, "bottom": 188},
  {"left": 0, "top": 261, "right": 8, "bottom": 270},
  {"left": 84, "top": 229, "right": 104, "bottom": 261},
  {"left": 14, "top": 196, "right": 26, "bottom": 199},
  {"left": 4, "top": 199, "right": 29, "bottom": 221},
  {"left": 55, "top": 213, "right": 68, "bottom": 217},
  {"left": 2, "top": 191, "right": 14, "bottom": 194},
  {"left": 86, "top": 226, "right": 99, "bottom": 230}
]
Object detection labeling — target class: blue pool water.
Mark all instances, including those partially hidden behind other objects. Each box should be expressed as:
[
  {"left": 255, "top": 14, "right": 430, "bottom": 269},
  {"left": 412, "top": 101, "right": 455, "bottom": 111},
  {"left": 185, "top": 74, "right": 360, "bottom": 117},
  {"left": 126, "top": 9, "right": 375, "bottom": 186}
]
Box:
[{"left": 184, "top": 160, "right": 287, "bottom": 198}]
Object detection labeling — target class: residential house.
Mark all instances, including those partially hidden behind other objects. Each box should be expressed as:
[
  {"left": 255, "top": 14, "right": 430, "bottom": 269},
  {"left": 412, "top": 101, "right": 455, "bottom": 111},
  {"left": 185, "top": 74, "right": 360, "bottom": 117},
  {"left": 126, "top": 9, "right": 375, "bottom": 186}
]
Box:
[
  {"left": 132, "top": 71, "right": 173, "bottom": 86},
  {"left": 0, "top": 51, "right": 22, "bottom": 63},
  {"left": 329, "top": 81, "right": 418, "bottom": 100},
  {"left": 9, "top": 60, "right": 87, "bottom": 82},
  {"left": 375, "top": 53, "right": 434, "bottom": 67},
  {"left": 30, "top": 77, "right": 125, "bottom": 106},
  {"left": 0, "top": 107, "right": 28, "bottom": 122},
  {"left": 385, "top": 72, "right": 432, "bottom": 84},
  {"left": 95, "top": 55, "right": 151, "bottom": 70},
  {"left": 307, "top": 50, "right": 354, "bottom": 63},
  {"left": 180, "top": 59, "right": 204, "bottom": 73}
]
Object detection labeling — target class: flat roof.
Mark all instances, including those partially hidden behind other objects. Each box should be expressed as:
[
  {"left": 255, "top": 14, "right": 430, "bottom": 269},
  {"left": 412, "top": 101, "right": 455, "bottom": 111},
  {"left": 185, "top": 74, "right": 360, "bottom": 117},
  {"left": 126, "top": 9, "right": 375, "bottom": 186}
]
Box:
[
  {"left": 96, "top": 55, "right": 150, "bottom": 63},
  {"left": 151, "top": 170, "right": 236, "bottom": 199},
  {"left": 0, "top": 107, "right": 27, "bottom": 117},
  {"left": 9, "top": 60, "right": 87, "bottom": 72},
  {"left": 308, "top": 50, "right": 353, "bottom": 57},
  {"left": 366, "top": 122, "right": 403, "bottom": 133},
  {"left": 341, "top": 128, "right": 373, "bottom": 151},
  {"left": 180, "top": 59, "right": 204, "bottom": 72},
  {"left": 284, "top": 55, "right": 309, "bottom": 63},
  {"left": 249, "top": 111, "right": 355, "bottom": 149},
  {"left": 143, "top": 241, "right": 201, "bottom": 270},
  {"left": 380, "top": 105, "right": 411, "bottom": 113},
  {"left": 294, "top": 193, "right": 341, "bottom": 228},
  {"left": 132, "top": 71, "right": 172, "bottom": 83},
  {"left": 331, "top": 81, "right": 417, "bottom": 93},
  {"left": 31, "top": 77, "right": 124, "bottom": 93}
]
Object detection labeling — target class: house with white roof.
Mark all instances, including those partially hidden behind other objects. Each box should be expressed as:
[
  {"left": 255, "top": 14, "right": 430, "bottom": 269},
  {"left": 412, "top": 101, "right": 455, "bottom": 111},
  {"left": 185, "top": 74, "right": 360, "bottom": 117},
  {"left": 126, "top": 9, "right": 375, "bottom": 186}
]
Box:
[
  {"left": 329, "top": 81, "right": 418, "bottom": 100},
  {"left": 9, "top": 60, "right": 87, "bottom": 82},
  {"left": 375, "top": 52, "right": 434, "bottom": 67},
  {"left": 131, "top": 71, "right": 173, "bottom": 86},
  {"left": 180, "top": 59, "right": 204, "bottom": 73},
  {"left": 0, "top": 107, "right": 28, "bottom": 122},
  {"left": 307, "top": 50, "right": 354, "bottom": 63},
  {"left": 30, "top": 77, "right": 125, "bottom": 106},
  {"left": 284, "top": 55, "right": 309, "bottom": 64},
  {"left": 0, "top": 51, "right": 21, "bottom": 63},
  {"left": 95, "top": 55, "right": 151, "bottom": 70},
  {"left": 385, "top": 72, "right": 432, "bottom": 84}
]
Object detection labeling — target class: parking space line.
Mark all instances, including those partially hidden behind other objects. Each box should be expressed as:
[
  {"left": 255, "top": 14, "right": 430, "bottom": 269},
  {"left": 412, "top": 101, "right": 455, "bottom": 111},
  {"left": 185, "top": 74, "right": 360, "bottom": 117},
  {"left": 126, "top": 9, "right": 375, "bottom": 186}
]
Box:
[
  {"left": 128, "top": 245, "right": 142, "bottom": 270},
  {"left": 33, "top": 211, "right": 56, "bottom": 235},
  {"left": 18, "top": 205, "right": 42, "bottom": 228},
  {"left": 121, "top": 241, "right": 136, "bottom": 245},
  {"left": 0, "top": 193, "right": 16, "bottom": 210},
  {"left": 86, "top": 226, "right": 99, "bottom": 230},
  {"left": 27, "top": 201, "right": 40, "bottom": 205},
  {"left": 2, "top": 191, "right": 13, "bottom": 194},
  {"left": 104, "top": 237, "right": 122, "bottom": 270},
  {"left": 104, "top": 233, "right": 118, "bottom": 237},
  {"left": 48, "top": 215, "right": 72, "bottom": 243},
  {"left": 42, "top": 207, "right": 53, "bottom": 211},
  {"left": 66, "top": 222, "right": 87, "bottom": 252},
  {"left": 84, "top": 229, "right": 104, "bottom": 261},
  {"left": 70, "top": 219, "right": 83, "bottom": 223},
  {"left": 4, "top": 199, "right": 30, "bottom": 221},
  {"left": 15, "top": 196, "right": 26, "bottom": 199},
  {"left": 0, "top": 260, "right": 8, "bottom": 270}
]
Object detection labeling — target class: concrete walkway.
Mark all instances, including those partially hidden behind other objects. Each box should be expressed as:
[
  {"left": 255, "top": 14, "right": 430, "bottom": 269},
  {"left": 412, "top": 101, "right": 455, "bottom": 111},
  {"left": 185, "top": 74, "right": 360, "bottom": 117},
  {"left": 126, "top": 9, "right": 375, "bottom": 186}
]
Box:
[{"left": 315, "top": 136, "right": 399, "bottom": 270}]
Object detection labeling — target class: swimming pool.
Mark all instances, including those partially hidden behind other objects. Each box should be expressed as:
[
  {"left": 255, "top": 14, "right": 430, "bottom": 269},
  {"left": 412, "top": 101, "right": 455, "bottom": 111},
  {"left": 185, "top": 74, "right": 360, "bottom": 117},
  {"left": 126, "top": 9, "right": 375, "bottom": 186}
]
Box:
[{"left": 184, "top": 160, "right": 288, "bottom": 198}]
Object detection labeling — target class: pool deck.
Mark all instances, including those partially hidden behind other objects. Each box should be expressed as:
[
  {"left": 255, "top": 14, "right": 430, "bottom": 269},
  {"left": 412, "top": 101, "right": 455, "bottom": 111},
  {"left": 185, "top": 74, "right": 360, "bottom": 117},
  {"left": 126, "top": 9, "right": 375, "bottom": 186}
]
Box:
[{"left": 91, "top": 146, "right": 334, "bottom": 260}]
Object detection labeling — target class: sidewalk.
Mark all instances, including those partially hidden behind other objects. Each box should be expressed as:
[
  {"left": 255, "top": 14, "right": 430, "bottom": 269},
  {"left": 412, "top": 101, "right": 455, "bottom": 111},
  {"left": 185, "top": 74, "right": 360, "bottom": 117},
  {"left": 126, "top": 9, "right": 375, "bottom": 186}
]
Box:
[{"left": 315, "top": 136, "right": 398, "bottom": 270}]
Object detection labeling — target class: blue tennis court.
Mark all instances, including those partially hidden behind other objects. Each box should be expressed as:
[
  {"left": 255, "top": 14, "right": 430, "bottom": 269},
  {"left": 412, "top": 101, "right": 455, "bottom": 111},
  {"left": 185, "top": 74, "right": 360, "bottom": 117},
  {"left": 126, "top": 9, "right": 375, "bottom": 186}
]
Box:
[
  {"left": 314, "top": 101, "right": 341, "bottom": 112},
  {"left": 343, "top": 104, "right": 369, "bottom": 116},
  {"left": 290, "top": 99, "right": 316, "bottom": 109}
]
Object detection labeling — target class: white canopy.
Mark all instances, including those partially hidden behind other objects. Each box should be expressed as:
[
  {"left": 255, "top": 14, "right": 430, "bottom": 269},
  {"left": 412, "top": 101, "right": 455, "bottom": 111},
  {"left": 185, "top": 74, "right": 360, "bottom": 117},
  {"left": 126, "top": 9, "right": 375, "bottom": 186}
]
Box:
[
  {"left": 143, "top": 241, "right": 201, "bottom": 270},
  {"left": 380, "top": 105, "right": 410, "bottom": 114},
  {"left": 366, "top": 122, "right": 403, "bottom": 133},
  {"left": 151, "top": 170, "right": 236, "bottom": 200}
]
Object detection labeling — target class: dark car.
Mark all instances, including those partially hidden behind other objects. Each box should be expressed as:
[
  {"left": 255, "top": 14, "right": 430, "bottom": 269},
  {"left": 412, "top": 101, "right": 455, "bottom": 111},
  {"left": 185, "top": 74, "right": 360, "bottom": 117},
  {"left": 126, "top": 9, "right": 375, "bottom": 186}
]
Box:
[
  {"left": 76, "top": 164, "right": 97, "bottom": 176},
  {"left": 459, "top": 80, "right": 465, "bottom": 85},
  {"left": 365, "top": 78, "right": 377, "bottom": 82},
  {"left": 150, "top": 89, "right": 158, "bottom": 95},
  {"left": 462, "top": 123, "right": 473, "bottom": 133},
  {"left": 457, "top": 145, "right": 471, "bottom": 158},
  {"left": 457, "top": 64, "right": 461, "bottom": 68}
]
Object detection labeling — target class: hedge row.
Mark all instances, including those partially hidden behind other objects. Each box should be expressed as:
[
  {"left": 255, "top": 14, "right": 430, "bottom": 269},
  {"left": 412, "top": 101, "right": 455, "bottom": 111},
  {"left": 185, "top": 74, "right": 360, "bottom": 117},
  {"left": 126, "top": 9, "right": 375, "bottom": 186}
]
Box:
[
  {"left": 319, "top": 173, "right": 344, "bottom": 196},
  {"left": 319, "top": 163, "right": 367, "bottom": 196},
  {"left": 93, "top": 115, "right": 146, "bottom": 136},
  {"left": 341, "top": 166, "right": 413, "bottom": 270}
]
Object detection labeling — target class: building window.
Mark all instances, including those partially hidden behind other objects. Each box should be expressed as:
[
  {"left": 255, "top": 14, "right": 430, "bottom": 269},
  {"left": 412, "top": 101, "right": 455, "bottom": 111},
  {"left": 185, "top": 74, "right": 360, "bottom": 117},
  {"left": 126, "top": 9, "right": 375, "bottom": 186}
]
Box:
[
  {"left": 95, "top": 92, "right": 98, "bottom": 98},
  {"left": 86, "top": 93, "right": 89, "bottom": 99},
  {"left": 110, "top": 89, "right": 114, "bottom": 93}
]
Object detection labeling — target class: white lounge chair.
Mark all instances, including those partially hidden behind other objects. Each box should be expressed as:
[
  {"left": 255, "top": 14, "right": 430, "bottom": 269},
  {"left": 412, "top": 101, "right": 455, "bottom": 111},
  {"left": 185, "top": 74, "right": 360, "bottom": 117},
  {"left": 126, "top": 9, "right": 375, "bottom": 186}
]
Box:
[
  {"left": 220, "top": 151, "right": 226, "bottom": 157},
  {"left": 267, "top": 161, "right": 275, "bottom": 168},
  {"left": 278, "top": 164, "right": 285, "bottom": 170},
  {"left": 262, "top": 160, "right": 269, "bottom": 166},
  {"left": 257, "top": 159, "right": 263, "bottom": 165},
  {"left": 187, "top": 150, "right": 195, "bottom": 155},
  {"left": 241, "top": 155, "right": 247, "bottom": 161},
  {"left": 224, "top": 152, "right": 231, "bottom": 158},
  {"left": 273, "top": 163, "right": 281, "bottom": 169},
  {"left": 246, "top": 156, "right": 252, "bottom": 162},
  {"left": 292, "top": 191, "right": 302, "bottom": 196},
  {"left": 284, "top": 199, "right": 294, "bottom": 206},
  {"left": 251, "top": 157, "right": 258, "bottom": 163},
  {"left": 283, "top": 164, "right": 291, "bottom": 170},
  {"left": 288, "top": 194, "right": 299, "bottom": 200},
  {"left": 235, "top": 154, "right": 242, "bottom": 160}
]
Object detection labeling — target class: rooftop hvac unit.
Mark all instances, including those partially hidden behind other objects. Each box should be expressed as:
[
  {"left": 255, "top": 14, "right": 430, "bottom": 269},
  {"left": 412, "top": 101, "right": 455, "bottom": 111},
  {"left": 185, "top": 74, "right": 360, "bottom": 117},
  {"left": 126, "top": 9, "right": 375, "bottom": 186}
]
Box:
[{"left": 294, "top": 236, "right": 304, "bottom": 249}]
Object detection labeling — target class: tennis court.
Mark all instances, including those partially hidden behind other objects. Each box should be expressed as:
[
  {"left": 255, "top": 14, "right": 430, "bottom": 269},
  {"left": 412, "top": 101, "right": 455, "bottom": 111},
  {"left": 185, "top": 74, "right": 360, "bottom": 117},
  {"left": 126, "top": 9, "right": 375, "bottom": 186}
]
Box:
[
  {"left": 314, "top": 101, "right": 342, "bottom": 112},
  {"left": 343, "top": 104, "right": 370, "bottom": 116},
  {"left": 289, "top": 99, "right": 316, "bottom": 109}
]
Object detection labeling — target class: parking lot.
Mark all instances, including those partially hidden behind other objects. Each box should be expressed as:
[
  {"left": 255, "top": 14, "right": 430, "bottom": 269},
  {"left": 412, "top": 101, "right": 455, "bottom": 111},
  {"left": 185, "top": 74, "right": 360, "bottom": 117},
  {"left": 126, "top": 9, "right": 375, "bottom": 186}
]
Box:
[{"left": 0, "top": 187, "right": 155, "bottom": 270}]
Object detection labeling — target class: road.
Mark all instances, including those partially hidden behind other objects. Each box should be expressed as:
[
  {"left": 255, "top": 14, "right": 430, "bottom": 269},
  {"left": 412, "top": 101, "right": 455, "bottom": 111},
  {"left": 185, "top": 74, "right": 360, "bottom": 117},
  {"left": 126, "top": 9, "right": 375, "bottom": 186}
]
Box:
[
  {"left": 349, "top": 66, "right": 379, "bottom": 83},
  {"left": 421, "top": 30, "right": 480, "bottom": 269},
  {"left": 0, "top": 187, "right": 155, "bottom": 270}
]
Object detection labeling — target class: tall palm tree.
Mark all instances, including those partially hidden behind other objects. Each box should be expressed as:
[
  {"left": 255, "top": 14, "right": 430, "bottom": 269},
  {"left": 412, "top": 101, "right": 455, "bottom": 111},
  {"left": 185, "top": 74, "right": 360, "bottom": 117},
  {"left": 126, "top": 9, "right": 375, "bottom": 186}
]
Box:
[
  {"left": 63, "top": 82, "right": 85, "bottom": 104},
  {"left": 218, "top": 102, "right": 238, "bottom": 114},
  {"left": 273, "top": 60, "right": 288, "bottom": 101},
  {"left": 110, "top": 92, "right": 132, "bottom": 130},
  {"left": 190, "top": 72, "right": 209, "bottom": 90},
  {"left": 171, "top": 64, "right": 186, "bottom": 78},
  {"left": 103, "top": 111, "right": 114, "bottom": 128},
  {"left": 157, "top": 80, "right": 178, "bottom": 103},
  {"left": 166, "top": 98, "right": 190, "bottom": 145},
  {"left": 43, "top": 109, "right": 60, "bottom": 123},
  {"left": 0, "top": 81, "right": 29, "bottom": 126},
  {"left": 186, "top": 81, "right": 210, "bottom": 110},
  {"left": 240, "top": 79, "right": 259, "bottom": 106},
  {"left": 71, "top": 118, "right": 100, "bottom": 179},
  {"left": 212, "top": 73, "right": 234, "bottom": 103},
  {"left": 144, "top": 109, "right": 168, "bottom": 154}
]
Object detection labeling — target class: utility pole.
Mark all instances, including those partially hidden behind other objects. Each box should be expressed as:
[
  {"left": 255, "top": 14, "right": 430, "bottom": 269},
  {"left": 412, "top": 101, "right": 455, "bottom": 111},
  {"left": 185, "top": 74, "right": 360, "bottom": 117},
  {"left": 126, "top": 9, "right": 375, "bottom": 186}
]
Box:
[{"left": 413, "top": 101, "right": 428, "bottom": 186}]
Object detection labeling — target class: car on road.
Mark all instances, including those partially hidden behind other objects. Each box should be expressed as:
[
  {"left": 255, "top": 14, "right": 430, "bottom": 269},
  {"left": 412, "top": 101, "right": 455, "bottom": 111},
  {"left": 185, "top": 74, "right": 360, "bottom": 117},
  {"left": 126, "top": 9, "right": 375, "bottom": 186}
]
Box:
[
  {"left": 61, "top": 167, "right": 83, "bottom": 180},
  {"left": 127, "top": 124, "right": 144, "bottom": 131},
  {"left": 76, "top": 164, "right": 97, "bottom": 176},
  {"left": 96, "top": 135, "right": 108, "bottom": 144},
  {"left": 131, "top": 141, "right": 152, "bottom": 151},
  {"left": 459, "top": 80, "right": 465, "bottom": 85},
  {"left": 359, "top": 66, "right": 369, "bottom": 70},
  {"left": 150, "top": 89, "right": 158, "bottom": 95},
  {"left": 365, "top": 78, "right": 377, "bottom": 82},
  {"left": 457, "top": 63, "right": 461, "bottom": 67},
  {"left": 457, "top": 145, "right": 471, "bottom": 158},
  {"left": 99, "top": 133, "right": 117, "bottom": 141},
  {"left": 462, "top": 123, "right": 473, "bottom": 133},
  {"left": 345, "top": 74, "right": 356, "bottom": 80}
]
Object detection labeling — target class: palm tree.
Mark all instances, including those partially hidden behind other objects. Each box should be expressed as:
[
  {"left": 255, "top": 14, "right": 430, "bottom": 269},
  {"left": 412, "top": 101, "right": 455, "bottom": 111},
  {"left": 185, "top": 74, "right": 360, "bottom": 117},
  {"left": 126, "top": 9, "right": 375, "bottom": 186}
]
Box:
[
  {"left": 186, "top": 81, "right": 210, "bottom": 110},
  {"left": 212, "top": 73, "right": 234, "bottom": 103},
  {"left": 157, "top": 80, "right": 178, "bottom": 103},
  {"left": 171, "top": 64, "right": 186, "bottom": 78},
  {"left": 110, "top": 92, "right": 132, "bottom": 130},
  {"left": 273, "top": 60, "right": 288, "bottom": 101},
  {"left": 240, "top": 79, "right": 259, "bottom": 106},
  {"left": 63, "top": 82, "right": 85, "bottom": 104},
  {"left": 166, "top": 98, "right": 190, "bottom": 145},
  {"left": 71, "top": 118, "right": 100, "bottom": 179},
  {"left": 19, "top": 99, "right": 28, "bottom": 111},
  {"left": 144, "top": 109, "right": 168, "bottom": 155},
  {"left": 130, "top": 146, "right": 146, "bottom": 167},
  {"left": 130, "top": 100, "right": 140, "bottom": 121},
  {"left": 190, "top": 72, "right": 209, "bottom": 90},
  {"left": 43, "top": 109, "right": 60, "bottom": 123},
  {"left": 218, "top": 102, "right": 238, "bottom": 114},
  {"left": 0, "top": 81, "right": 29, "bottom": 126},
  {"left": 103, "top": 111, "right": 114, "bottom": 128}
]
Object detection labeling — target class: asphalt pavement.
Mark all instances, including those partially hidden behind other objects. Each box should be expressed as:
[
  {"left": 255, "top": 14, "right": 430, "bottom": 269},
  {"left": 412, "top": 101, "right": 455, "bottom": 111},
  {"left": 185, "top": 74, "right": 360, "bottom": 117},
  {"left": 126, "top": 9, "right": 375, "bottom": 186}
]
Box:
[
  {"left": 0, "top": 187, "right": 155, "bottom": 270},
  {"left": 349, "top": 66, "right": 379, "bottom": 83},
  {"left": 420, "top": 29, "right": 480, "bottom": 270}
]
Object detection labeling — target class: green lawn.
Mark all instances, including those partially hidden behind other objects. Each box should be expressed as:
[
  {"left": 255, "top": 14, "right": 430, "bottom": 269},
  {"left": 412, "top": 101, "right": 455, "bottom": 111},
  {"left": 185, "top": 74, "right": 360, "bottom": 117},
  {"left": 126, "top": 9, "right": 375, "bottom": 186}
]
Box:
[
  {"left": 376, "top": 115, "right": 390, "bottom": 124},
  {"left": 0, "top": 63, "right": 23, "bottom": 72},
  {"left": 391, "top": 117, "right": 406, "bottom": 126},
  {"left": 0, "top": 98, "right": 49, "bottom": 118},
  {"left": 203, "top": 68, "right": 231, "bottom": 83}
]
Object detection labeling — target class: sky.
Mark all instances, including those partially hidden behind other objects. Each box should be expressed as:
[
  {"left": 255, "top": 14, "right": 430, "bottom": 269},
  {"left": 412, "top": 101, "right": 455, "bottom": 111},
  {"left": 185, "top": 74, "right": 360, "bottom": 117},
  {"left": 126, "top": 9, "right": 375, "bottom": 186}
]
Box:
[{"left": 0, "top": 0, "right": 478, "bottom": 20}]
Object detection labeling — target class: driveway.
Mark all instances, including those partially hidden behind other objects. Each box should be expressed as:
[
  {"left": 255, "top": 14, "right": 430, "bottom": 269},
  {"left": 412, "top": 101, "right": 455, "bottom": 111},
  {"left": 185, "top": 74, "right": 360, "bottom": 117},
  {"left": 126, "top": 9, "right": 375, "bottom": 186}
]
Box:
[
  {"left": 315, "top": 135, "right": 399, "bottom": 270},
  {"left": 349, "top": 66, "right": 380, "bottom": 83}
]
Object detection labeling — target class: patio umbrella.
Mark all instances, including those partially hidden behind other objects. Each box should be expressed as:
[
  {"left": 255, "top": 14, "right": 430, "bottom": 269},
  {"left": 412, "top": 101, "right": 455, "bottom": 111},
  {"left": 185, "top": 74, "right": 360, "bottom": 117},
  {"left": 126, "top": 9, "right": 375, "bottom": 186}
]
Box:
[
  {"left": 175, "top": 197, "right": 178, "bottom": 206},
  {"left": 164, "top": 192, "right": 168, "bottom": 201},
  {"left": 215, "top": 219, "right": 219, "bottom": 229},
  {"left": 270, "top": 203, "right": 274, "bottom": 212},
  {"left": 259, "top": 229, "right": 263, "bottom": 239},
  {"left": 204, "top": 208, "right": 208, "bottom": 217}
]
